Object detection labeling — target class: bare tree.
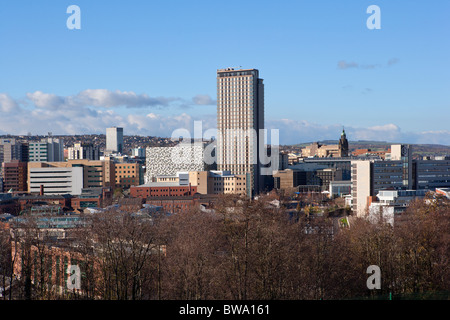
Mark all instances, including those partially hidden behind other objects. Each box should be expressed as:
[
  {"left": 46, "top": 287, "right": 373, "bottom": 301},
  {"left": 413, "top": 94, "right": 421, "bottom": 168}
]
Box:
[{"left": 89, "top": 208, "right": 159, "bottom": 300}]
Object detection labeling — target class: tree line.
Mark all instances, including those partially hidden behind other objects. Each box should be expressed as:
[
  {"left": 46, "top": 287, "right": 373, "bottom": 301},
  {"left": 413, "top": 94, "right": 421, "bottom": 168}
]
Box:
[{"left": 0, "top": 193, "right": 449, "bottom": 300}]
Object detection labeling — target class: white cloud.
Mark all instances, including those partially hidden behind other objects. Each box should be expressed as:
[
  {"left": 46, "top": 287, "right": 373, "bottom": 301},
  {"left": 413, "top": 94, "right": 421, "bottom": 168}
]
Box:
[
  {"left": 0, "top": 91, "right": 448, "bottom": 146},
  {"left": 192, "top": 94, "right": 216, "bottom": 105},
  {"left": 23, "top": 89, "right": 213, "bottom": 111},
  {"left": 351, "top": 124, "right": 402, "bottom": 142},
  {"left": 412, "top": 130, "right": 450, "bottom": 145},
  {"left": 0, "top": 93, "right": 20, "bottom": 112},
  {"left": 76, "top": 89, "right": 181, "bottom": 108},
  {"left": 267, "top": 120, "right": 449, "bottom": 146},
  {"left": 26, "top": 91, "right": 66, "bottom": 110}
]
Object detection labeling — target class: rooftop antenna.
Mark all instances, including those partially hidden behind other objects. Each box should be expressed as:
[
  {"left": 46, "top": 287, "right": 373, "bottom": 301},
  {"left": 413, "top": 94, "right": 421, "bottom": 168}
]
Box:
[{"left": 225, "top": 66, "right": 242, "bottom": 70}]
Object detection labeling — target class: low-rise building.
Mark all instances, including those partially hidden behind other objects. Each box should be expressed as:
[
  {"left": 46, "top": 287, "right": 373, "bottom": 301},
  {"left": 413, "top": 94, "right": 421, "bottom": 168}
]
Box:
[
  {"left": 0, "top": 193, "right": 18, "bottom": 214},
  {"left": 130, "top": 182, "right": 197, "bottom": 198},
  {"left": 70, "top": 187, "right": 112, "bottom": 212},
  {"left": 329, "top": 180, "right": 352, "bottom": 198},
  {"left": 145, "top": 194, "right": 218, "bottom": 214},
  {"left": 17, "top": 194, "right": 72, "bottom": 213},
  {"left": 368, "top": 189, "right": 428, "bottom": 225},
  {"left": 273, "top": 167, "right": 342, "bottom": 192}
]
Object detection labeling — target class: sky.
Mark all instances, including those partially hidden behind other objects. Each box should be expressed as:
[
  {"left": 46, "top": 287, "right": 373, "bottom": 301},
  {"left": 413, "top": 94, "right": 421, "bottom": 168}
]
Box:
[{"left": 0, "top": 0, "right": 449, "bottom": 145}]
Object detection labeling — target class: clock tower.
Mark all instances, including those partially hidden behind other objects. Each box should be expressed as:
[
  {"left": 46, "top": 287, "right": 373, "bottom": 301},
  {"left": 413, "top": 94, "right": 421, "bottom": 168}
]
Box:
[{"left": 339, "top": 128, "right": 349, "bottom": 157}]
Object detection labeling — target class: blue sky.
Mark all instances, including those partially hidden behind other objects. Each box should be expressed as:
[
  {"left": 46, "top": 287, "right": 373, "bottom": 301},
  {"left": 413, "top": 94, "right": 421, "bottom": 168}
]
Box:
[{"left": 0, "top": 0, "right": 449, "bottom": 145}]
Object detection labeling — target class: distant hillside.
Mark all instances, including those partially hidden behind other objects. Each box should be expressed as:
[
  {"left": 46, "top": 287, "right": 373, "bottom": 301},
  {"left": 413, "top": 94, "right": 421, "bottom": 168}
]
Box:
[{"left": 285, "top": 141, "right": 450, "bottom": 157}]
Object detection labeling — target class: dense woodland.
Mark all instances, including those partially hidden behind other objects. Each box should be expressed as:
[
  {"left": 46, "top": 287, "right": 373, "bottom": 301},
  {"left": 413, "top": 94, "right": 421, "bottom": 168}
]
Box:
[{"left": 0, "top": 194, "right": 449, "bottom": 300}]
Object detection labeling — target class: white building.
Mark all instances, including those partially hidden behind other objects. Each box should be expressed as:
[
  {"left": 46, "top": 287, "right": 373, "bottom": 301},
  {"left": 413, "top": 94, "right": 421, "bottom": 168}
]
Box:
[
  {"left": 145, "top": 144, "right": 207, "bottom": 183},
  {"left": 68, "top": 143, "right": 99, "bottom": 160},
  {"left": 132, "top": 147, "right": 146, "bottom": 158},
  {"left": 368, "top": 189, "right": 427, "bottom": 226},
  {"left": 106, "top": 127, "right": 124, "bottom": 154},
  {"left": 28, "top": 167, "right": 83, "bottom": 195},
  {"left": 351, "top": 160, "right": 372, "bottom": 217}
]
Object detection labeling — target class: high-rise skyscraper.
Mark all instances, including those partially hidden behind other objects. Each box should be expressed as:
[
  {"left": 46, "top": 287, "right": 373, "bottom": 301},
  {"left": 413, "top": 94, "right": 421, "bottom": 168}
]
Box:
[
  {"left": 216, "top": 68, "right": 265, "bottom": 196},
  {"left": 106, "top": 127, "right": 124, "bottom": 154}
]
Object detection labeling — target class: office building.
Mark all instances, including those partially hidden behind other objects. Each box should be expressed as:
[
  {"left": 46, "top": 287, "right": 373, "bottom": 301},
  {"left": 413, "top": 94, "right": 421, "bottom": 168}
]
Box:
[
  {"left": 414, "top": 159, "right": 450, "bottom": 190},
  {"left": 131, "top": 147, "right": 146, "bottom": 158},
  {"left": 28, "top": 141, "right": 48, "bottom": 162},
  {"left": 329, "top": 180, "right": 352, "bottom": 198},
  {"left": 69, "top": 159, "right": 115, "bottom": 189},
  {"left": 189, "top": 170, "right": 248, "bottom": 196},
  {"left": 273, "top": 167, "right": 343, "bottom": 192},
  {"left": 0, "top": 139, "right": 28, "bottom": 164},
  {"left": 106, "top": 127, "right": 124, "bottom": 154},
  {"left": 28, "top": 166, "right": 83, "bottom": 196},
  {"left": 274, "top": 169, "right": 313, "bottom": 191},
  {"left": 390, "top": 144, "right": 413, "bottom": 188},
  {"left": 351, "top": 160, "right": 372, "bottom": 217},
  {"left": 68, "top": 143, "right": 100, "bottom": 160},
  {"left": 28, "top": 160, "right": 115, "bottom": 193},
  {"left": 351, "top": 144, "right": 450, "bottom": 216},
  {"left": 216, "top": 68, "right": 265, "bottom": 196},
  {"left": 1, "top": 160, "right": 27, "bottom": 193},
  {"left": 114, "top": 162, "right": 143, "bottom": 189},
  {"left": 145, "top": 144, "right": 207, "bottom": 183},
  {"left": 299, "top": 158, "right": 352, "bottom": 180},
  {"left": 29, "top": 137, "right": 64, "bottom": 162}
]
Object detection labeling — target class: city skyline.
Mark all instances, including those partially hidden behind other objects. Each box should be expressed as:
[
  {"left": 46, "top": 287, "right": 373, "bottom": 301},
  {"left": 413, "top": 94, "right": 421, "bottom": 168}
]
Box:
[{"left": 0, "top": 1, "right": 449, "bottom": 145}]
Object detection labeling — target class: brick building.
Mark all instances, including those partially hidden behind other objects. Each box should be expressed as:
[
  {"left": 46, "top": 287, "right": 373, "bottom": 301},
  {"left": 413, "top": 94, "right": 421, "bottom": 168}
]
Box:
[
  {"left": 114, "top": 162, "right": 142, "bottom": 189},
  {"left": 1, "top": 160, "right": 27, "bottom": 192},
  {"left": 145, "top": 194, "right": 218, "bottom": 214},
  {"left": 130, "top": 183, "right": 197, "bottom": 199}
]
